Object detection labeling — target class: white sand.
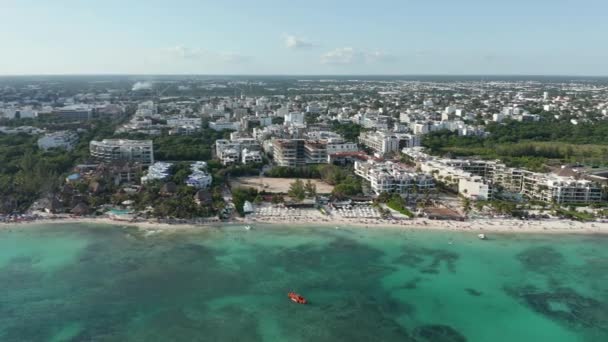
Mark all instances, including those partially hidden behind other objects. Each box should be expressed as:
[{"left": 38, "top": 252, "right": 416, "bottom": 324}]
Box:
[{"left": 3, "top": 210, "right": 608, "bottom": 235}]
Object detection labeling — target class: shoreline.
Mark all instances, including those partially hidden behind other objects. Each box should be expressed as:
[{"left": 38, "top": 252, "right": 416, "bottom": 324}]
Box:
[{"left": 2, "top": 215, "right": 608, "bottom": 235}]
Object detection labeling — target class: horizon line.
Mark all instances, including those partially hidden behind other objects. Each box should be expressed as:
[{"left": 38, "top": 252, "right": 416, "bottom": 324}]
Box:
[{"left": 1, "top": 73, "right": 608, "bottom": 78}]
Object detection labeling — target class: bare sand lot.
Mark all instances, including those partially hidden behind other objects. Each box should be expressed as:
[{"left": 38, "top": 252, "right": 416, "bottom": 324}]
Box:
[{"left": 230, "top": 177, "right": 334, "bottom": 194}]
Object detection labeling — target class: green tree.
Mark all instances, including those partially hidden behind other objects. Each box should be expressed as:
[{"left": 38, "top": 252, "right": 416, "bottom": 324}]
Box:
[
  {"left": 288, "top": 179, "right": 306, "bottom": 201},
  {"left": 304, "top": 179, "right": 317, "bottom": 197}
]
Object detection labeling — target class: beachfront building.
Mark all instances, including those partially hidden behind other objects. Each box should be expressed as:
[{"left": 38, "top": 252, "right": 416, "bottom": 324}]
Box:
[
  {"left": 89, "top": 139, "right": 154, "bottom": 165},
  {"left": 520, "top": 173, "right": 602, "bottom": 205},
  {"left": 141, "top": 162, "right": 173, "bottom": 184},
  {"left": 458, "top": 177, "right": 494, "bottom": 201},
  {"left": 404, "top": 147, "right": 603, "bottom": 204},
  {"left": 185, "top": 161, "right": 213, "bottom": 189},
  {"left": 355, "top": 160, "right": 435, "bottom": 195},
  {"left": 37, "top": 131, "right": 79, "bottom": 151}
]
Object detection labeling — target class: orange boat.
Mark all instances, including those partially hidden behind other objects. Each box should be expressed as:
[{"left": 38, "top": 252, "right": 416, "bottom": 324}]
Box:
[{"left": 288, "top": 292, "right": 307, "bottom": 304}]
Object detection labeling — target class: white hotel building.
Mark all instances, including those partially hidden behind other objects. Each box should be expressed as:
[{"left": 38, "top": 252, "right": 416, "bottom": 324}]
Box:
[
  {"left": 90, "top": 139, "right": 154, "bottom": 165},
  {"left": 355, "top": 160, "right": 435, "bottom": 195}
]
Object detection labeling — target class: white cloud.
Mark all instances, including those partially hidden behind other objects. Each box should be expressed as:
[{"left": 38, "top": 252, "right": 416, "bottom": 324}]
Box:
[
  {"left": 283, "top": 34, "right": 313, "bottom": 49},
  {"left": 321, "top": 47, "right": 393, "bottom": 65}
]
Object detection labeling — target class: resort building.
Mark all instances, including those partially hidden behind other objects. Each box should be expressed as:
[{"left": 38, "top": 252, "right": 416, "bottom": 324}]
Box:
[
  {"left": 404, "top": 148, "right": 603, "bottom": 204},
  {"left": 89, "top": 139, "right": 154, "bottom": 165},
  {"left": 185, "top": 161, "right": 213, "bottom": 189},
  {"left": 141, "top": 162, "right": 173, "bottom": 184},
  {"left": 355, "top": 160, "right": 435, "bottom": 195}
]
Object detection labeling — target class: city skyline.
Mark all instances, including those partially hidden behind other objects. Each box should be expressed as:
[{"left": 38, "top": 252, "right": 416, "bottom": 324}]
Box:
[{"left": 2, "top": 0, "right": 608, "bottom": 76}]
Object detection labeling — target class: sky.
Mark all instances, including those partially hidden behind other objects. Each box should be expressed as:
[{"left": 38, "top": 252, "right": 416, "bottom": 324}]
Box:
[{"left": 1, "top": 0, "right": 607, "bottom": 75}]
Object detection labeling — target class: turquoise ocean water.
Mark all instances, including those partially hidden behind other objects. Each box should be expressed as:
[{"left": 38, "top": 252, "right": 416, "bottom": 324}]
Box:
[{"left": 0, "top": 223, "right": 607, "bottom": 341}]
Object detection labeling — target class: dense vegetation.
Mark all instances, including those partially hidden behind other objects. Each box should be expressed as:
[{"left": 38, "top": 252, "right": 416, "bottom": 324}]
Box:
[
  {"left": 231, "top": 187, "right": 260, "bottom": 216},
  {"left": 379, "top": 193, "right": 414, "bottom": 218},
  {"left": 330, "top": 121, "right": 363, "bottom": 142},
  {"left": 0, "top": 119, "right": 118, "bottom": 213}
]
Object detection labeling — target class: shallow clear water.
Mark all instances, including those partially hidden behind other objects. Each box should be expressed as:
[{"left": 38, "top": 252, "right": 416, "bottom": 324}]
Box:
[{"left": 0, "top": 223, "right": 607, "bottom": 341}]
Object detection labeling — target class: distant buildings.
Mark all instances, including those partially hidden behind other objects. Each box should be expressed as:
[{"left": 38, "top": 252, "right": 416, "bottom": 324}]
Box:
[
  {"left": 39, "top": 105, "right": 93, "bottom": 121},
  {"left": 209, "top": 120, "right": 241, "bottom": 131},
  {"left": 90, "top": 139, "right": 154, "bottom": 165},
  {"left": 37, "top": 131, "right": 79, "bottom": 151}
]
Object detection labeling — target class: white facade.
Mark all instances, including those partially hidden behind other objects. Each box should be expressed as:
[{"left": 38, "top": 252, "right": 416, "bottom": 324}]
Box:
[
  {"left": 216, "top": 138, "right": 261, "bottom": 165},
  {"left": 186, "top": 161, "right": 212, "bottom": 189},
  {"left": 209, "top": 120, "right": 241, "bottom": 131},
  {"left": 242, "top": 148, "right": 263, "bottom": 164},
  {"left": 359, "top": 131, "right": 399, "bottom": 155},
  {"left": 90, "top": 139, "right": 154, "bottom": 165},
  {"left": 141, "top": 162, "right": 173, "bottom": 184},
  {"left": 459, "top": 177, "right": 493, "bottom": 201},
  {"left": 355, "top": 160, "right": 435, "bottom": 195},
  {"left": 284, "top": 112, "right": 305, "bottom": 125}
]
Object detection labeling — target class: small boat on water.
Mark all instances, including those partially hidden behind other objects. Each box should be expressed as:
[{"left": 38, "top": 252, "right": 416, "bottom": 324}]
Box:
[
  {"left": 478, "top": 233, "right": 486, "bottom": 240},
  {"left": 288, "top": 292, "right": 307, "bottom": 304}
]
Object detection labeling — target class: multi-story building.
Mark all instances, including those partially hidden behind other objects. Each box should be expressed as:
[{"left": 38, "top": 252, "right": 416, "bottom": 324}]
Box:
[
  {"left": 406, "top": 148, "right": 603, "bottom": 204},
  {"left": 273, "top": 139, "right": 306, "bottom": 167},
  {"left": 39, "top": 105, "right": 93, "bottom": 121},
  {"left": 37, "top": 131, "right": 79, "bottom": 151},
  {"left": 458, "top": 177, "right": 494, "bottom": 201},
  {"left": 90, "top": 139, "right": 154, "bottom": 165},
  {"left": 284, "top": 112, "right": 305, "bottom": 126},
  {"left": 209, "top": 120, "right": 241, "bottom": 131},
  {"left": 215, "top": 138, "right": 261, "bottom": 165},
  {"left": 241, "top": 148, "right": 263, "bottom": 164},
  {"left": 355, "top": 160, "right": 435, "bottom": 195},
  {"left": 358, "top": 131, "right": 399, "bottom": 155},
  {"left": 521, "top": 173, "right": 602, "bottom": 204}
]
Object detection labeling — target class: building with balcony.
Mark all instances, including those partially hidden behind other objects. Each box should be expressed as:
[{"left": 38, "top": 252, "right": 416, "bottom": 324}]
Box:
[{"left": 90, "top": 139, "right": 154, "bottom": 165}]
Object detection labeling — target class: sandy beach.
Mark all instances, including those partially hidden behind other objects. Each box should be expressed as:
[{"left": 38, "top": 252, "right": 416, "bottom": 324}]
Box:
[{"left": 2, "top": 210, "right": 608, "bottom": 235}]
